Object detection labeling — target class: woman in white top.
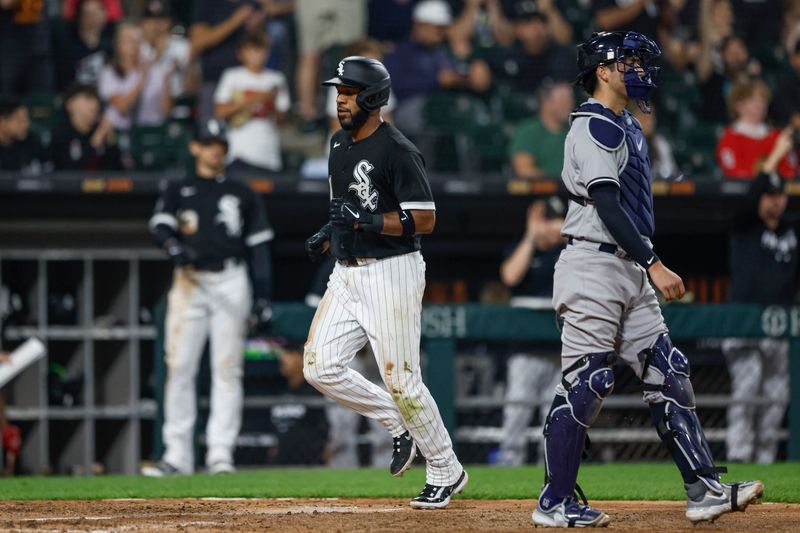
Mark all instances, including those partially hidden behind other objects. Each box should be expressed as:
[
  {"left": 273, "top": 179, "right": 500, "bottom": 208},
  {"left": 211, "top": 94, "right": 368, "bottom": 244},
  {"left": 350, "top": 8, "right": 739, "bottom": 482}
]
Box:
[{"left": 99, "top": 22, "right": 173, "bottom": 130}]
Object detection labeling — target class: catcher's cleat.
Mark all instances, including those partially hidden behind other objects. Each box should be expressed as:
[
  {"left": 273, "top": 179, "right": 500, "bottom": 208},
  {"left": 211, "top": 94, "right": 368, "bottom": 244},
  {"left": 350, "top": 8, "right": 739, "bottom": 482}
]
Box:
[
  {"left": 685, "top": 479, "right": 764, "bottom": 523},
  {"left": 141, "top": 460, "right": 182, "bottom": 477},
  {"left": 409, "top": 470, "right": 468, "bottom": 509},
  {"left": 390, "top": 430, "right": 417, "bottom": 477},
  {"left": 532, "top": 496, "right": 611, "bottom": 528}
]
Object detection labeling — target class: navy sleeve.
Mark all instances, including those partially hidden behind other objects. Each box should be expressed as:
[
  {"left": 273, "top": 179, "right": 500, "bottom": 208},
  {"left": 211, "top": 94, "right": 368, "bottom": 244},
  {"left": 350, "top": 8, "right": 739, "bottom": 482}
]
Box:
[{"left": 590, "top": 183, "right": 659, "bottom": 268}]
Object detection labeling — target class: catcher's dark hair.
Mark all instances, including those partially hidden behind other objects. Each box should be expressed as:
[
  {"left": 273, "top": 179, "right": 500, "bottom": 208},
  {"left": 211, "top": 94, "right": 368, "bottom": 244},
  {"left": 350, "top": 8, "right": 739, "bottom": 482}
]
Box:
[
  {"left": 580, "top": 70, "right": 599, "bottom": 96},
  {"left": 0, "top": 95, "right": 25, "bottom": 118},
  {"left": 239, "top": 30, "right": 270, "bottom": 50}
]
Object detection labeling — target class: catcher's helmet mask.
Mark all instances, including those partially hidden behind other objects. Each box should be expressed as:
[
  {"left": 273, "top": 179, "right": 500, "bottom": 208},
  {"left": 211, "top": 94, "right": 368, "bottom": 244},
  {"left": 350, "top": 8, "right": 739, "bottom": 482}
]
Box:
[
  {"left": 576, "top": 31, "right": 661, "bottom": 112},
  {"left": 322, "top": 56, "right": 392, "bottom": 113}
]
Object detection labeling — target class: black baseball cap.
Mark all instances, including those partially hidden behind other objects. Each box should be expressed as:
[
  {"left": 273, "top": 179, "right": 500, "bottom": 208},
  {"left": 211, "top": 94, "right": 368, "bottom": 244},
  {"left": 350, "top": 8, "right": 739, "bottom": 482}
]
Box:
[
  {"left": 764, "top": 172, "right": 786, "bottom": 195},
  {"left": 142, "top": 0, "right": 171, "bottom": 19},
  {"left": 511, "top": 0, "right": 548, "bottom": 22}
]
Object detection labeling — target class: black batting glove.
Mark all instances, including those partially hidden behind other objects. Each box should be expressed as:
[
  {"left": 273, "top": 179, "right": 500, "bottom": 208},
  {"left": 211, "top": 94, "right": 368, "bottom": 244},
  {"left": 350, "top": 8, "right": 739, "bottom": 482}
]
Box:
[
  {"left": 248, "top": 298, "right": 273, "bottom": 335},
  {"left": 329, "top": 197, "right": 383, "bottom": 232},
  {"left": 305, "top": 223, "right": 332, "bottom": 262},
  {"left": 164, "top": 239, "right": 195, "bottom": 267}
]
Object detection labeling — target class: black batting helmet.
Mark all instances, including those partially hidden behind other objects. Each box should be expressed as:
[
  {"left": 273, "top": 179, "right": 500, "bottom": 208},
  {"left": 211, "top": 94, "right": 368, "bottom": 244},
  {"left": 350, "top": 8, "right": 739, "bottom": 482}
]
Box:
[{"left": 322, "top": 56, "right": 391, "bottom": 112}]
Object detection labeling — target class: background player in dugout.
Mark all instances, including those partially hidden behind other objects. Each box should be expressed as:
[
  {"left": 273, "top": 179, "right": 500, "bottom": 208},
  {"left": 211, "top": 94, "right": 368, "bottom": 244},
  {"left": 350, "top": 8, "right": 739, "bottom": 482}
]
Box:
[
  {"left": 143, "top": 132, "right": 274, "bottom": 476},
  {"left": 722, "top": 133, "right": 798, "bottom": 465},
  {"left": 303, "top": 56, "right": 467, "bottom": 509},
  {"left": 531, "top": 31, "right": 762, "bottom": 528}
]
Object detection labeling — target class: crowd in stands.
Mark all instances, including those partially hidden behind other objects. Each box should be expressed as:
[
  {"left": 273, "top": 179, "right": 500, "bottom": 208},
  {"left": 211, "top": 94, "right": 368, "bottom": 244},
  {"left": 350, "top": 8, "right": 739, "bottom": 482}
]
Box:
[{"left": 0, "top": 0, "right": 798, "bottom": 181}]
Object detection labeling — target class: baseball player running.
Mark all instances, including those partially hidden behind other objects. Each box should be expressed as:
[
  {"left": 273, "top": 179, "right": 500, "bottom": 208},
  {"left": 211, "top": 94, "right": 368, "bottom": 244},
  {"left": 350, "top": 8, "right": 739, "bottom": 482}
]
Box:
[
  {"left": 143, "top": 132, "right": 274, "bottom": 476},
  {"left": 533, "top": 31, "right": 763, "bottom": 527},
  {"left": 303, "top": 56, "right": 467, "bottom": 509}
]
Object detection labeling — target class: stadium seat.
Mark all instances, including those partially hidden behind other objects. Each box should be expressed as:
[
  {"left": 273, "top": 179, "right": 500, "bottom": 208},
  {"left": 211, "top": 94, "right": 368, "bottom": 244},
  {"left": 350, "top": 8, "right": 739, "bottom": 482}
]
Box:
[{"left": 129, "top": 122, "right": 190, "bottom": 171}]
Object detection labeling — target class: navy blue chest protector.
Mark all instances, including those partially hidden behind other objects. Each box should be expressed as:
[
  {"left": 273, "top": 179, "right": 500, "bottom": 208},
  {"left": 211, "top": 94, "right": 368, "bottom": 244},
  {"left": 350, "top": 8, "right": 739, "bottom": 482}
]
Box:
[{"left": 579, "top": 102, "right": 655, "bottom": 238}]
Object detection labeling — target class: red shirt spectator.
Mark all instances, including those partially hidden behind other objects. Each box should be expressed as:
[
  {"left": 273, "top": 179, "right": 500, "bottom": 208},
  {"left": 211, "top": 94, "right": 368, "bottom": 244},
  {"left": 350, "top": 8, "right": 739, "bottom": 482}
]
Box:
[
  {"left": 716, "top": 79, "right": 798, "bottom": 180},
  {"left": 717, "top": 125, "right": 797, "bottom": 179},
  {"left": 62, "top": 0, "right": 122, "bottom": 22}
]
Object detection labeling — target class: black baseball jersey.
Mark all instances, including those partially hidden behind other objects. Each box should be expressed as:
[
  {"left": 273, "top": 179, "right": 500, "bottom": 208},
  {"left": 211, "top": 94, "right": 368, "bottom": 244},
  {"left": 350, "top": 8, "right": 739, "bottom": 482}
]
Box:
[
  {"left": 328, "top": 122, "right": 435, "bottom": 259},
  {"left": 149, "top": 173, "right": 273, "bottom": 265}
]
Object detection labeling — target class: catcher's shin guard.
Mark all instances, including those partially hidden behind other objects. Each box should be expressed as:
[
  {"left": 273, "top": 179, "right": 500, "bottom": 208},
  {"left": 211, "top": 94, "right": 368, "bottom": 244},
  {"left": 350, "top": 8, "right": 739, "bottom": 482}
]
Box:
[
  {"left": 650, "top": 401, "right": 726, "bottom": 489},
  {"left": 540, "top": 352, "right": 615, "bottom": 502},
  {"left": 642, "top": 334, "right": 725, "bottom": 488},
  {"left": 541, "top": 395, "right": 587, "bottom": 502}
]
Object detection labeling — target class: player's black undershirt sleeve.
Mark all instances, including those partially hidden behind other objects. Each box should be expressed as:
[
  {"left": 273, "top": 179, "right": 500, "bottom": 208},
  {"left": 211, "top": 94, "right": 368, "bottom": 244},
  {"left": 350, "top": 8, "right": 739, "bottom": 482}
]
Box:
[
  {"left": 589, "top": 183, "right": 659, "bottom": 269},
  {"left": 247, "top": 242, "right": 273, "bottom": 300},
  {"left": 150, "top": 182, "right": 180, "bottom": 248}
]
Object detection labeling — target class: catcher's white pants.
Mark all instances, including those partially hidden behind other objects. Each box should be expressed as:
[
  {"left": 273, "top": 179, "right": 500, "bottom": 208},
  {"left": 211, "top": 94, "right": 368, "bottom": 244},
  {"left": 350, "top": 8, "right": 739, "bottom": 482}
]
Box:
[
  {"left": 304, "top": 252, "right": 463, "bottom": 485},
  {"left": 499, "top": 353, "right": 561, "bottom": 466},
  {"left": 162, "top": 264, "right": 251, "bottom": 473},
  {"left": 722, "top": 337, "right": 789, "bottom": 464}
]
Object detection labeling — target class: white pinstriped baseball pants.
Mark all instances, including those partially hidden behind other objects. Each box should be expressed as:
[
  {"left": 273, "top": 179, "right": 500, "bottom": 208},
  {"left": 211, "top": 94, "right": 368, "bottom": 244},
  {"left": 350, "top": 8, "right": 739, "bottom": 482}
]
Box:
[
  {"left": 162, "top": 265, "right": 251, "bottom": 473},
  {"left": 304, "top": 251, "right": 463, "bottom": 485}
]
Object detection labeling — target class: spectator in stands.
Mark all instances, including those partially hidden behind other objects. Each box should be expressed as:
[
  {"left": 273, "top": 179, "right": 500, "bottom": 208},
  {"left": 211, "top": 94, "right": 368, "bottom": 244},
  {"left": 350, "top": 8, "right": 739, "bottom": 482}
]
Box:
[
  {"left": 447, "top": 0, "right": 517, "bottom": 83},
  {"left": 50, "top": 84, "right": 122, "bottom": 171},
  {"left": 214, "top": 31, "right": 290, "bottom": 177},
  {"left": 508, "top": 81, "right": 573, "bottom": 180},
  {"left": 633, "top": 104, "right": 680, "bottom": 180},
  {"left": 784, "top": 0, "right": 800, "bottom": 55},
  {"left": 259, "top": 1, "right": 296, "bottom": 76},
  {"left": 367, "top": 0, "right": 415, "bottom": 42},
  {"left": 0, "top": 98, "right": 48, "bottom": 175},
  {"left": 0, "top": 0, "right": 53, "bottom": 95},
  {"left": 716, "top": 79, "right": 798, "bottom": 180},
  {"left": 488, "top": 1, "right": 574, "bottom": 93},
  {"left": 495, "top": 0, "right": 573, "bottom": 47},
  {"left": 54, "top": 0, "right": 114, "bottom": 91},
  {"left": 98, "top": 18, "right": 174, "bottom": 128},
  {"left": 140, "top": 0, "right": 192, "bottom": 104},
  {"left": 385, "top": 0, "right": 490, "bottom": 135},
  {"left": 771, "top": 41, "right": 800, "bottom": 131},
  {"left": 594, "top": 0, "right": 659, "bottom": 39},
  {"left": 493, "top": 196, "right": 565, "bottom": 466},
  {"left": 295, "top": 0, "right": 366, "bottom": 128},
  {"left": 326, "top": 39, "right": 395, "bottom": 136},
  {"left": 723, "top": 141, "right": 796, "bottom": 464},
  {"left": 698, "top": 34, "right": 761, "bottom": 124},
  {"left": 270, "top": 342, "right": 330, "bottom": 465},
  {"left": 62, "top": 0, "right": 123, "bottom": 23},
  {"left": 190, "top": 0, "right": 274, "bottom": 136},
  {"left": 730, "top": 0, "right": 784, "bottom": 49},
  {"left": 595, "top": 0, "right": 701, "bottom": 72}
]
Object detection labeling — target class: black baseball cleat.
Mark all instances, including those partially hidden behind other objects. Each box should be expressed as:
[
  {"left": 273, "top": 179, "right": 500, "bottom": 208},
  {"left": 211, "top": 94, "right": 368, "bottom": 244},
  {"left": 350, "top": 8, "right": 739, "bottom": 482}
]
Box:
[
  {"left": 410, "top": 470, "right": 469, "bottom": 509},
  {"left": 390, "top": 430, "right": 417, "bottom": 477}
]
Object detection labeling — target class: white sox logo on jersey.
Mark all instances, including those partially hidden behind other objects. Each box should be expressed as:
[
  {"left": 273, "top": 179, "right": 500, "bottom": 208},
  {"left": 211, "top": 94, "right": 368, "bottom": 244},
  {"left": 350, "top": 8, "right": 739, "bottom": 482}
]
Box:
[
  {"left": 215, "top": 195, "right": 242, "bottom": 236},
  {"left": 349, "top": 159, "right": 379, "bottom": 211},
  {"left": 337, "top": 60, "right": 345, "bottom": 77}
]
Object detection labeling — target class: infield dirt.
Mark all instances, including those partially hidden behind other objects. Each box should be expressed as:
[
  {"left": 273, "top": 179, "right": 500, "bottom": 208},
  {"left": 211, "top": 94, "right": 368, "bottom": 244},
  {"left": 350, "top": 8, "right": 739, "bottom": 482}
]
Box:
[{"left": 0, "top": 498, "right": 796, "bottom": 532}]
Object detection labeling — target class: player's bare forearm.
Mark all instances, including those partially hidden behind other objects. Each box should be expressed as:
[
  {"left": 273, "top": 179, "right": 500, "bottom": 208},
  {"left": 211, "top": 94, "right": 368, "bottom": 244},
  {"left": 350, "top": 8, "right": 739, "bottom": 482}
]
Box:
[{"left": 380, "top": 210, "right": 435, "bottom": 236}]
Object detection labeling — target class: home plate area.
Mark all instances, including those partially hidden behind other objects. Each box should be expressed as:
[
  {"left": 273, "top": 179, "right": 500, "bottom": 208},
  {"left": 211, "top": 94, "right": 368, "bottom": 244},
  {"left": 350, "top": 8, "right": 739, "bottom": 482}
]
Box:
[{"left": 1, "top": 499, "right": 797, "bottom": 532}]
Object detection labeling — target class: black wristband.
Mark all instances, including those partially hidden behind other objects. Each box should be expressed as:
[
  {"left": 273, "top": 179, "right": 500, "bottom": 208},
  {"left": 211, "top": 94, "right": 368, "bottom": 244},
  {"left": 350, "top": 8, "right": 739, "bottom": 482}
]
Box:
[
  {"left": 358, "top": 213, "right": 384, "bottom": 233},
  {"left": 399, "top": 210, "right": 416, "bottom": 236}
]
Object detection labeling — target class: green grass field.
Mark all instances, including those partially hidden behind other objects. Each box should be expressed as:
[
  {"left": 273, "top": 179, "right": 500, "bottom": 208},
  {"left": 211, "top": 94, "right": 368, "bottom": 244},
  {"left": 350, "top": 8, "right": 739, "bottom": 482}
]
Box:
[{"left": 0, "top": 463, "right": 798, "bottom": 502}]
